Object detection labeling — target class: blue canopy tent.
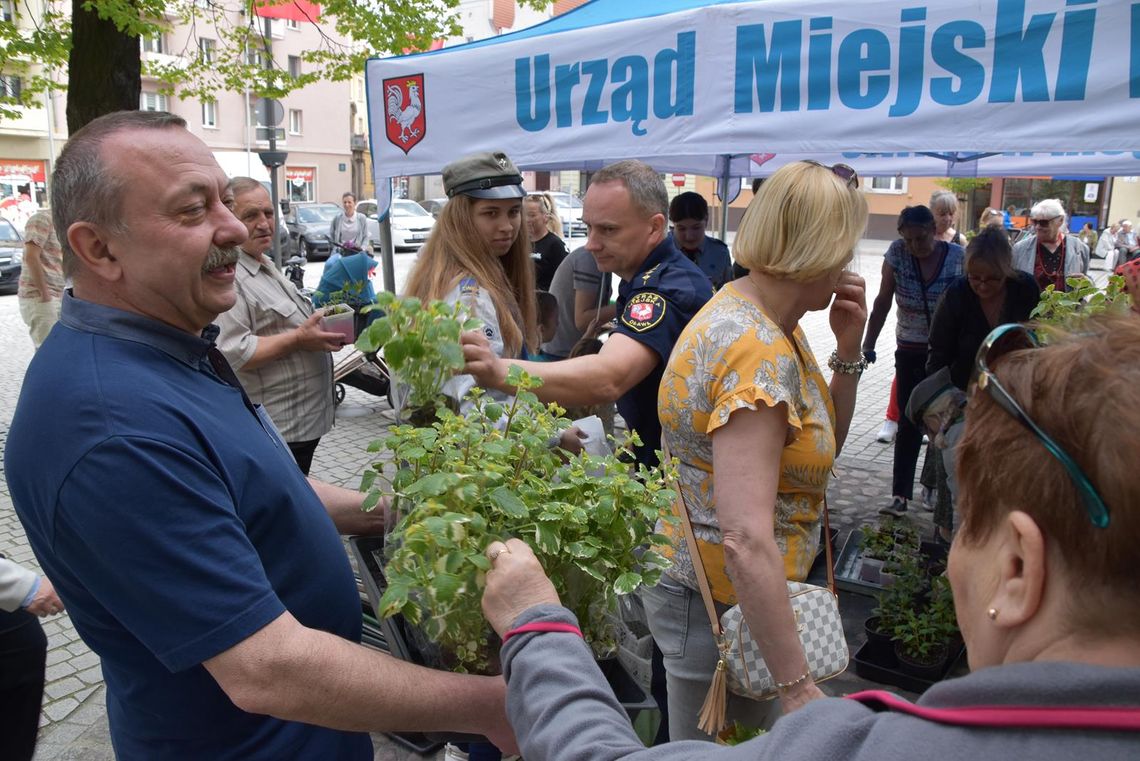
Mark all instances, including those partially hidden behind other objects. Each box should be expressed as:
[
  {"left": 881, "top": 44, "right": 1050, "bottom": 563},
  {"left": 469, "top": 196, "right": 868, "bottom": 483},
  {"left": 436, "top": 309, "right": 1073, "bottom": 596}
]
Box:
[{"left": 364, "top": 0, "right": 1137, "bottom": 277}]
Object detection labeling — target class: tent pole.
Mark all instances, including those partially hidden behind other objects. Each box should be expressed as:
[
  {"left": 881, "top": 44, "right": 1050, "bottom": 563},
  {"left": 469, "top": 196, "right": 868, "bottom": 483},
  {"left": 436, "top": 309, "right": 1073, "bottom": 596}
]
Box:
[{"left": 719, "top": 157, "right": 730, "bottom": 241}]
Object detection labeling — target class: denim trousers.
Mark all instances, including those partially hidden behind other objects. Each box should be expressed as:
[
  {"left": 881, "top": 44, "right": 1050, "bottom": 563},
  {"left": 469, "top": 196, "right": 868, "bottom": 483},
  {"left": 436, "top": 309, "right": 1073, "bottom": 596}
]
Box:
[{"left": 642, "top": 576, "right": 781, "bottom": 741}]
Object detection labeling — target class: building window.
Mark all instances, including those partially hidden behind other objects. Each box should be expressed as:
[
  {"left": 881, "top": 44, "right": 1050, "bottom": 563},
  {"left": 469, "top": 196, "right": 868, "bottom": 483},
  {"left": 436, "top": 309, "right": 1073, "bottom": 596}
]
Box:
[
  {"left": 202, "top": 99, "right": 217, "bottom": 128},
  {"left": 288, "top": 55, "right": 301, "bottom": 79},
  {"left": 248, "top": 95, "right": 265, "bottom": 127},
  {"left": 286, "top": 18, "right": 299, "bottom": 30},
  {"left": 868, "top": 176, "right": 907, "bottom": 193},
  {"left": 0, "top": 75, "right": 23, "bottom": 99},
  {"left": 246, "top": 47, "right": 265, "bottom": 67},
  {"left": 141, "top": 35, "right": 165, "bottom": 54},
  {"left": 139, "top": 92, "right": 168, "bottom": 111},
  {"left": 286, "top": 167, "right": 315, "bottom": 202},
  {"left": 288, "top": 109, "right": 302, "bottom": 135},
  {"left": 1, "top": 0, "right": 16, "bottom": 23},
  {"left": 198, "top": 38, "right": 215, "bottom": 64}
]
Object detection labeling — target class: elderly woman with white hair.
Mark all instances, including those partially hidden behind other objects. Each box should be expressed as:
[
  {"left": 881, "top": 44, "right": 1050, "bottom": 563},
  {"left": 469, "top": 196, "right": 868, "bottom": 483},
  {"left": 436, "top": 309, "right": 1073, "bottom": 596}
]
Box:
[
  {"left": 1011, "top": 199, "right": 1089, "bottom": 292},
  {"left": 930, "top": 190, "right": 965, "bottom": 246}
]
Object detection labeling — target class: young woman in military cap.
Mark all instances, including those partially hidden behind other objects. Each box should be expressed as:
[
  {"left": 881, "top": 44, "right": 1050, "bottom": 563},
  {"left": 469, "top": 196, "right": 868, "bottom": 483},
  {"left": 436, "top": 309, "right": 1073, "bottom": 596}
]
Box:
[{"left": 402, "top": 150, "right": 539, "bottom": 417}]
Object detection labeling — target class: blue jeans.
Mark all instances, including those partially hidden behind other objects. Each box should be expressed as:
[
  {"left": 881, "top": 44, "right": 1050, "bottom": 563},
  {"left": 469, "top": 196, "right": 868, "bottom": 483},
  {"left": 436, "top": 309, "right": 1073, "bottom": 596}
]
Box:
[{"left": 642, "top": 576, "right": 780, "bottom": 741}]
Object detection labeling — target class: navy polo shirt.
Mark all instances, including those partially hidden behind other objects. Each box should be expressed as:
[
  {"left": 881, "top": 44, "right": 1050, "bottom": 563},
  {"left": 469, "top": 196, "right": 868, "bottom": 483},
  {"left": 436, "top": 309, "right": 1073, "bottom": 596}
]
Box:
[
  {"left": 6, "top": 293, "right": 371, "bottom": 760},
  {"left": 615, "top": 239, "right": 713, "bottom": 467}
]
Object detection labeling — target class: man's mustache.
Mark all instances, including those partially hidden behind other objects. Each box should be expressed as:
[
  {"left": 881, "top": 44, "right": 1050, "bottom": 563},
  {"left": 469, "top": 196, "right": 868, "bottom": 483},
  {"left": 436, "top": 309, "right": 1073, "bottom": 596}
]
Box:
[{"left": 202, "top": 246, "right": 241, "bottom": 272}]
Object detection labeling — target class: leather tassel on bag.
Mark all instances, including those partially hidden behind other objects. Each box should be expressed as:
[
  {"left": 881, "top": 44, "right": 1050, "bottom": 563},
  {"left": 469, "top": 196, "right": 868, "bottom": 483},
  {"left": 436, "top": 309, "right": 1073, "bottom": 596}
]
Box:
[{"left": 698, "top": 651, "right": 729, "bottom": 735}]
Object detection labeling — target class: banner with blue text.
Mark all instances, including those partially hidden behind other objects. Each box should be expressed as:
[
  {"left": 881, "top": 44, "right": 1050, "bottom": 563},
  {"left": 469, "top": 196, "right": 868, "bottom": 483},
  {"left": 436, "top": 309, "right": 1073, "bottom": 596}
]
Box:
[{"left": 367, "top": 0, "right": 1137, "bottom": 183}]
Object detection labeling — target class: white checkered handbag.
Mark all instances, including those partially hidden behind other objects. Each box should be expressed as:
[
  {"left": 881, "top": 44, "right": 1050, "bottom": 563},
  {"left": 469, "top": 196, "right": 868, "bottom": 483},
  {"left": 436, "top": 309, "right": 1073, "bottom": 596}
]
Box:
[{"left": 719, "top": 581, "right": 848, "bottom": 699}]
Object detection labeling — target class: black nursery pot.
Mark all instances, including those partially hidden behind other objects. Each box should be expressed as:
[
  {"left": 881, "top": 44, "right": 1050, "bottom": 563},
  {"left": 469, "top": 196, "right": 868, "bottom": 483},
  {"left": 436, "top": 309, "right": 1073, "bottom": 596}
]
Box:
[
  {"left": 894, "top": 642, "right": 949, "bottom": 681},
  {"left": 863, "top": 616, "right": 897, "bottom": 666}
]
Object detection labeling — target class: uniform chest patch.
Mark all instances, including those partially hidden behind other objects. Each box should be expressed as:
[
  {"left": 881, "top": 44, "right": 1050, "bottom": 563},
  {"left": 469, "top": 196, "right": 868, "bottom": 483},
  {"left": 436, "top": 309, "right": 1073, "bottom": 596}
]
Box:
[{"left": 621, "top": 292, "right": 667, "bottom": 332}]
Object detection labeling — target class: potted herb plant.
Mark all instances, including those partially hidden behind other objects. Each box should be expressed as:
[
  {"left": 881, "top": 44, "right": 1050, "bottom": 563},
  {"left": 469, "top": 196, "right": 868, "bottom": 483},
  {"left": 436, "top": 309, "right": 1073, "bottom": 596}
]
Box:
[
  {"left": 1031, "top": 273, "right": 1130, "bottom": 327},
  {"left": 355, "top": 298, "right": 677, "bottom": 675},
  {"left": 858, "top": 522, "right": 895, "bottom": 583},
  {"left": 927, "top": 574, "right": 962, "bottom": 652},
  {"left": 368, "top": 374, "right": 675, "bottom": 673},
  {"left": 892, "top": 608, "right": 950, "bottom": 680},
  {"left": 357, "top": 292, "right": 475, "bottom": 427}
]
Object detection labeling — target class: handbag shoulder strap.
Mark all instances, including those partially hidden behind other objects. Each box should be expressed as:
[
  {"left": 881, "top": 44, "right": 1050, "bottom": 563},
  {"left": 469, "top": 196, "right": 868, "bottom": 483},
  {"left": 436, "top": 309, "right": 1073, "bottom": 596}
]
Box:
[
  {"left": 663, "top": 445, "right": 723, "bottom": 640},
  {"left": 822, "top": 495, "right": 837, "bottom": 596},
  {"left": 665, "top": 448, "right": 840, "bottom": 624}
]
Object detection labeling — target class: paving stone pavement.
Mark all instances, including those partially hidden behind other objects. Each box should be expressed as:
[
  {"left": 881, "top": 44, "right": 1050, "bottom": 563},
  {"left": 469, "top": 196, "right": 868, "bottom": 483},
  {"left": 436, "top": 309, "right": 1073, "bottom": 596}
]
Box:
[{"left": 0, "top": 239, "right": 974, "bottom": 759}]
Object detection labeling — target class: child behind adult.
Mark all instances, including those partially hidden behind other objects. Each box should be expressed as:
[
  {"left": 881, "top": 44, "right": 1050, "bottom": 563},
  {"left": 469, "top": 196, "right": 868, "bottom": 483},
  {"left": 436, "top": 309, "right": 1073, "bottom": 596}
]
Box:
[{"left": 531, "top": 291, "right": 562, "bottom": 362}]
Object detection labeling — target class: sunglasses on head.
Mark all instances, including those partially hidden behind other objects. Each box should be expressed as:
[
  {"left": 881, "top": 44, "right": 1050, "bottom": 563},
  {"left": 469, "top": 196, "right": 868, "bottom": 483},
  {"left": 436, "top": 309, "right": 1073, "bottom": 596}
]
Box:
[
  {"left": 971, "top": 323, "right": 1110, "bottom": 528},
  {"left": 803, "top": 160, "right": 859, "bottom": 189}
]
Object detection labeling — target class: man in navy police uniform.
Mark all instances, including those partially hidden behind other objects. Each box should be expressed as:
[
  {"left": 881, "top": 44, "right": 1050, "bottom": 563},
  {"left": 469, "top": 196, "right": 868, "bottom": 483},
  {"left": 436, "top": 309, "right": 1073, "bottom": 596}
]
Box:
[
  {"left": 463, "top": 159, "right": 711, "bottom": 469},
  {"left": 5, "top": 111, "right": 514, "bottom": 760},
  {"left": 666, "top": 191, "right": 734, "bottom": 291}
]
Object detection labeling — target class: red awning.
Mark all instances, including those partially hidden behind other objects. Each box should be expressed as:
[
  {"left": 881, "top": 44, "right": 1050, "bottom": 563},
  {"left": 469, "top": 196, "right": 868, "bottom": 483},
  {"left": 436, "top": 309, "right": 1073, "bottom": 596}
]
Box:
[
  {"left": 0, "top": 159, "right": 47, "bottom": 182},
  {"left": 253, "top": 0, "right": 320, "bottom": 23},
  {"left": 285, "top": 166, "right": 314, "bottom": 183}
]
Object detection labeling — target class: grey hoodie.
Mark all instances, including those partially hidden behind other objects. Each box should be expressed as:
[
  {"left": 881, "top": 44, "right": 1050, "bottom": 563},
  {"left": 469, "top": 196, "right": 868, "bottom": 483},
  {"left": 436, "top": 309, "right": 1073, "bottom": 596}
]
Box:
[{"left": 503, "top": 605, "right": 1140, "bottom": 761}]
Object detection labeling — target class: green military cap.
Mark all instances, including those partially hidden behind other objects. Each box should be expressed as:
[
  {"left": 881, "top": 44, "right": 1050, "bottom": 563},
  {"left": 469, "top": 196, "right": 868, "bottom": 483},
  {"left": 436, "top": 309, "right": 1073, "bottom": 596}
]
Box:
[{"left": 443, "top": 150, "right": 525, "bottom": 199}]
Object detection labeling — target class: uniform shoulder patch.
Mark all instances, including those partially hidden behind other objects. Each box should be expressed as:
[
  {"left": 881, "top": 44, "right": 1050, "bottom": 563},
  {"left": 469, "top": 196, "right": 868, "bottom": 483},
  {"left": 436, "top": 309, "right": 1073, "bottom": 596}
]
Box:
[
  {"left": 458, "top": 276, "right": 479, "bottom": 295},
  {"left": 621, "top": 292, "right": 667, "bottom": 333}
]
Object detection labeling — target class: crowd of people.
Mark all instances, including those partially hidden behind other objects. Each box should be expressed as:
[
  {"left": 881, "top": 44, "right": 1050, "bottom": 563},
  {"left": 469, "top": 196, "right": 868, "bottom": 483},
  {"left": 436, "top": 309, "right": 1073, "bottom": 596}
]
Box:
[{"left": 3, "top": 110, "right": 1139, "bottom": 760}]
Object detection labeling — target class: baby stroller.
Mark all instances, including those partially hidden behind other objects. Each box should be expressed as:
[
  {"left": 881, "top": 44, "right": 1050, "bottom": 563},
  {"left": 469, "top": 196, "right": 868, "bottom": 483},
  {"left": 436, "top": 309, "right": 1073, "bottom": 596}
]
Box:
[{"left": 313, "top": 244, "right": 391, "bottom": 405}]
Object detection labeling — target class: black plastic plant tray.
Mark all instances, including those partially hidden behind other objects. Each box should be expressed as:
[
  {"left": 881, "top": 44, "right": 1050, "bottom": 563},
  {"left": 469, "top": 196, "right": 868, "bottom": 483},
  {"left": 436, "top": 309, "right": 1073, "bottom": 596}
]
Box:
[
  {"left": 349, "top": 535, "right": 656, "bottom": 738},
  {"left": 852, "top": 641, "right": 966, "bottom": 694},
  {"left": 834, "top": 529, "right": 948, "bottom": 597}
]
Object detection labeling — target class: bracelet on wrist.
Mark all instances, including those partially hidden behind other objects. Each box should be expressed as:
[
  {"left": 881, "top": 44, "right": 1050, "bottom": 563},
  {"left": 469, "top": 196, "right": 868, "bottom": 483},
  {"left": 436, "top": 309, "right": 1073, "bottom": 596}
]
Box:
[
  {"left": 775, "top": 671, "right": 811, "bottom": 692},
  {"left": 502, "top": 621, "right": 584, "bottom": 645},
  {"left": 828, "top": 350, "right": 868, "bottom": 375}
]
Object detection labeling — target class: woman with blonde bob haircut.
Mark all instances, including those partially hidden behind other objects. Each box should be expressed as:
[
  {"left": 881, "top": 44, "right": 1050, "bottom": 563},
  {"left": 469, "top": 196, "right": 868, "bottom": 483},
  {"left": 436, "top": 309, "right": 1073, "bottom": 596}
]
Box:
[
  {"left": 733, "top": 161, "right": 867, "bottom": 281},
  {"left": 649, "top": 161, "right": 870, "bottom": 740}
]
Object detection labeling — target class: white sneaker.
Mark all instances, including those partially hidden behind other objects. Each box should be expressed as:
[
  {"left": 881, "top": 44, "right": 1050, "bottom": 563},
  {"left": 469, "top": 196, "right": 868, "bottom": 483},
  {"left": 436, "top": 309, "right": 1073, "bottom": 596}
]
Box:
[
  {"left": 444, "top": 744, "right": 470, "bottom": 761},
  {"left": 876, "top": 420, "right": 898, "bottom": 443}
]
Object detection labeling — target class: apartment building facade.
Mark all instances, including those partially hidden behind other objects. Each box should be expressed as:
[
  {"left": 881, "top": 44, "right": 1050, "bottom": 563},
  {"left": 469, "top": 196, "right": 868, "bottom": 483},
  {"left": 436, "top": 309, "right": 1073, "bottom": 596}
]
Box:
[
  {"left": 144, "top": 10, "right": 354, "bottom": 205},
  {"left": 1, "top": 1, "right": 356, "bottom": 215}
]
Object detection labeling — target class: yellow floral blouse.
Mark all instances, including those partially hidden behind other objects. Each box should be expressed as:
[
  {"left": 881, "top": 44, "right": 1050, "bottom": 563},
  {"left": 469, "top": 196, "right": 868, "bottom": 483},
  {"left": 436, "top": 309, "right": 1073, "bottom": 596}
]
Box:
[{"left": 657, "top": 282, "right": 836, "bottom": 605}]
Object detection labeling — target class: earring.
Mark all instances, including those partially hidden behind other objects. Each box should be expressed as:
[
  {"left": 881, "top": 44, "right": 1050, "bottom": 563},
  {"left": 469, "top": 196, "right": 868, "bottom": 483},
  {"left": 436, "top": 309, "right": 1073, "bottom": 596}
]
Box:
[{"left": 987, "top": 607, "right": 998, "bottom": 621}]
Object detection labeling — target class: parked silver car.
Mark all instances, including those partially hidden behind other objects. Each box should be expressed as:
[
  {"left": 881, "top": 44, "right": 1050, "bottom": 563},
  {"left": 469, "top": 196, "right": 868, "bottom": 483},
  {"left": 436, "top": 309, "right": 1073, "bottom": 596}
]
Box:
[
  {"left": 284, "top": 202, "right": 342, "bottom": 261},
  {"left": 0, "top": 217, "right": 23, "bottom": 294},
  {"left": 358, "top": 198, "right": 436, "bottom": 252},
  {"left": 528, "top": 191, "right": 586, "bottom": 237}
]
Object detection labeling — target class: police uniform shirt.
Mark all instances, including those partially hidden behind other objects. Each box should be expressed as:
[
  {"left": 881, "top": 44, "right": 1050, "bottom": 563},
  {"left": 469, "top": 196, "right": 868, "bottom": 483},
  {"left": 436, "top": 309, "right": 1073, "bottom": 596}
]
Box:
[
  {"left": 666, "top": 231, "right": 734, "bottom": 291},
  {"left": 615, "top": 238, "right": 713, "bottom": 467}
]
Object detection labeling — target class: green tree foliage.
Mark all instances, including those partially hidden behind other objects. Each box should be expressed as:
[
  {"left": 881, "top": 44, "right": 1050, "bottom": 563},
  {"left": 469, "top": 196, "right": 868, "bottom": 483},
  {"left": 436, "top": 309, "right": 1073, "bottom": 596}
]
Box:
[
  {"left": 1, "top": 0, "right": 547, "bottom": 125},
  {"left": 935, "top": 177, "right": 991, "bottom": 197}
]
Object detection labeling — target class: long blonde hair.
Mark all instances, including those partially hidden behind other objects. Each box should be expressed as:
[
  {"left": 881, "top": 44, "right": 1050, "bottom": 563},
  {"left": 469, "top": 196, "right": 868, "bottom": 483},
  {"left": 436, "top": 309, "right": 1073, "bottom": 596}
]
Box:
[{"left": 404, "top": 194, "right": 539, "bottom": 357}]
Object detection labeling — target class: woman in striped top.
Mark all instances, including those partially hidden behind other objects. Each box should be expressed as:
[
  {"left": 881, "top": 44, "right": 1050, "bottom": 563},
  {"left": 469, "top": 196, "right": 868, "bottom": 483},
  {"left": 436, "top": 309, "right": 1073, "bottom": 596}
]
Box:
[{"left": 862, "top": 206, "right": 964, "bottom": 517}]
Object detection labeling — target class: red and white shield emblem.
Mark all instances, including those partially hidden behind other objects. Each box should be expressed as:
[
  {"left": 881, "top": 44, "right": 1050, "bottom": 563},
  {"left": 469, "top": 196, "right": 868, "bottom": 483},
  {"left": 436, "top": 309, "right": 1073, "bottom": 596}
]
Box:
[
  {"left": 384, "top": 74, "right": 426, "bottom": 154},
  {"left": 630, "top": 303, "right": 654, "bottom": 321}
]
